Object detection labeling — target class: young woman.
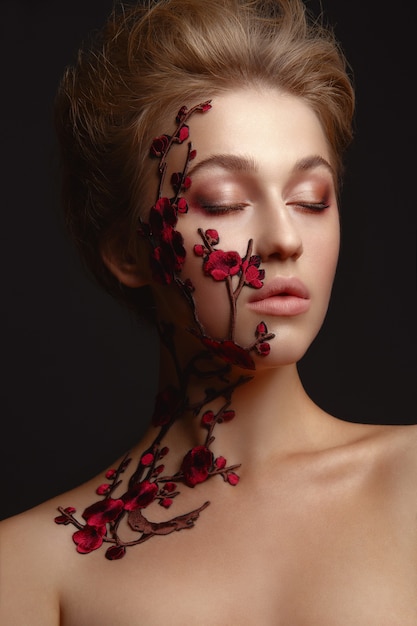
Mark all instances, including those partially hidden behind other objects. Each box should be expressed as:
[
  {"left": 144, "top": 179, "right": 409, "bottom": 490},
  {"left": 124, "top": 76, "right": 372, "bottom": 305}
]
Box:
[{"left": 1, "top": 1, "right": 416, "bottom": 624}]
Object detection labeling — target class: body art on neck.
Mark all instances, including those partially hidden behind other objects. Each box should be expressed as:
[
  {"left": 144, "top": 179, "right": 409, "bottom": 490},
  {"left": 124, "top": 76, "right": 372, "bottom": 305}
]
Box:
[{"left": 55, "top": 102, "right": 275, "bottom": 559}]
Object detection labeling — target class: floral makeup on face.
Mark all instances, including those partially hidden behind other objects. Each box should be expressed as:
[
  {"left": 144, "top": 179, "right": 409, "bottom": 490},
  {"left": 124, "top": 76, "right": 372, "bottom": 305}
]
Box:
[{"left": 55, "top": 102, "right": 275, "bottom": 560}]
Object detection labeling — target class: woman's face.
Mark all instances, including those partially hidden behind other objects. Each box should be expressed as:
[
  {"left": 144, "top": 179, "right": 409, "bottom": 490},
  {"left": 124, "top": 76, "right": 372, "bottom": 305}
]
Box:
[{"left": 148, "top": 88, "right": 340, "bottom": 367}]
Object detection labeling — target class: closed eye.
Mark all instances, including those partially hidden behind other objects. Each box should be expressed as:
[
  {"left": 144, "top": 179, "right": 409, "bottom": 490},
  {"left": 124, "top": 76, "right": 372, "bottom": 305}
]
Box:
[
  {"left": 199, "top": 203, "right": 248, "bottom": 215},
  {"left": 293, "top": 201, "right": 330, "bottom": 213}
]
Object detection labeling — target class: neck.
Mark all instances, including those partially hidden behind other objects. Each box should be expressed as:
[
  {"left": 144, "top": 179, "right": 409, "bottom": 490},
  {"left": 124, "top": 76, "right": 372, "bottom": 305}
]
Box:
[{"left": 146, "top": 328, "right": 324, "bottom": 478}]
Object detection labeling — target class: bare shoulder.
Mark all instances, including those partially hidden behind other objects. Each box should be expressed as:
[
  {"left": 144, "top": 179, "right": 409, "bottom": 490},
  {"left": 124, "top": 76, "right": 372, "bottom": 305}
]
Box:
[
  {"left": 370, "top": 422, "right": 417, "bottom": 470},
  {"left": 0, "top": 471, "right": 104, "bottom": 626},
  {"left": 0, "top": 501, "right": 60, "bottom": 625},
  {"left": 348, "top": 421, "right": 417, "bottom": 516}
]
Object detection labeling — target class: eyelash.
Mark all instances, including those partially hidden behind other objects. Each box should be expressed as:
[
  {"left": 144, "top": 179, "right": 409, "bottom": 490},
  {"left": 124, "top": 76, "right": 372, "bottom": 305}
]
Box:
[
  {"left": 199, "top": 203, "right": 247, "bottom": 215},
  {"left": 294, "top": 201, "right": 330, "bottom": 213}
]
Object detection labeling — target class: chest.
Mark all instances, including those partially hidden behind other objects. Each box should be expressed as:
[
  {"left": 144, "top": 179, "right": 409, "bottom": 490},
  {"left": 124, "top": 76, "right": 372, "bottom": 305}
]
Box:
[{"left": 60, "top": 471, "right": 417, "bottom": 625}]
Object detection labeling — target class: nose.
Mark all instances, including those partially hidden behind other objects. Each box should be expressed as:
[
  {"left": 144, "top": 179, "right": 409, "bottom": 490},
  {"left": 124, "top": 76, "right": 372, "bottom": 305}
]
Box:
[{"left": 255, "top": 202, "right": 303, "bottom": 262}]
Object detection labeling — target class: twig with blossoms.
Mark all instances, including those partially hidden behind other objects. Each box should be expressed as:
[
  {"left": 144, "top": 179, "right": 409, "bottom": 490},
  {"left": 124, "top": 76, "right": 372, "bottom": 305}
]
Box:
[{"left": 55, "top": 101, "right": 276, "bottom": 560}]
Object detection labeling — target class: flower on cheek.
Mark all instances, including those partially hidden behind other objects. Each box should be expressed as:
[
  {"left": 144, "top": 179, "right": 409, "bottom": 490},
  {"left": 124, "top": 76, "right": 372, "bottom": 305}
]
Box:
[
  {"left": 242, "top": 255, "right": 265, "bottom": 289},
  {"left": 203, "top": 250, "right": 242, "bottom": 281}
]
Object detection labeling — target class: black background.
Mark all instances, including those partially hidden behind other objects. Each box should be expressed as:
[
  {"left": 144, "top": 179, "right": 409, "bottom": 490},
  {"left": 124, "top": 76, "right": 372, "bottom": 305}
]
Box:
[{"left": 1, "top": 1, "right": 415, "bottom": 521}]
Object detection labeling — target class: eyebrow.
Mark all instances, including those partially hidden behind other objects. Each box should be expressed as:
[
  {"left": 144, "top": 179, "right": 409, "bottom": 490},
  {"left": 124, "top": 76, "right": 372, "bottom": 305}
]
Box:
[
  {"left": 187, "top": 153, "right": 257, "bottom": 177},
  {"left": 187, "top": 153, "right": 335, "bottom": 179}
]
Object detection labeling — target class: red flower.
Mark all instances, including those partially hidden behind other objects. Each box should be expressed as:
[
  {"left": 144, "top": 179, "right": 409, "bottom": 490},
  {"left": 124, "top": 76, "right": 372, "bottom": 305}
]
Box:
[
  {"left": 140, "top": 453, "right": 154, "bottom": 466},
  {"left": 96, "top": 484, "right": 111, "bottom": 496},
  {"left": 227, "top": 472, "right": 240, "bottom": 486},
  {"left": 193, "top": 244, "right": 205, "bottom": 257},
  {"left": 221, "top": 410, "right": 235, "bottom": 422},
  {"left": 200, "top": 337, "right": 255, "bottom": 370},
  {"left": 82, "top": 498, "right": 124, "bottom": 527},
  {"left": 122, "top": 481, "right": 158, "bottom": 511},
  {"left": 242, "top": 255, "right": 265, "bottom": 289},
  {"left": 151, "top": 386, "right": 181, "bottom": 426},
  {"left": 256, "top": 342, "right": 271, "bottom": 356},
  {"left": 176, "top": 197, "right": 188, "bottom": 213},
  {"left": 160, "top": 498, "right": 173, "bottom": 508},
  {"left": 215, "top": 456, "right": 226, "bottom": 469},
  {"left": 201, "top": 410, "right": 215, "bottom": 426},
  {"left": 150, "top": 134, "right": 171, "bottom": 158},
  {"left": 164, "top": 482, "right": 177, "bottom": 493},
  {"left": 150, "top": 228, "right": 186, "bottom": 284},
  {"left": 205, "top": 229, "right": 219, "bottom": 245},
  {"left": 105, "top": 545, "right": 126, "bottom": 560},
  {"left": 149, "top": 197, "right": 177, "bottom": 234},
  {"left": 203, "top": 249, "right": 242, "bottom": 281},
  {"left": 180, "top": 445, "right": 214, "bottom": 487},
  {"left": 171, "top": 172, "right": 191, "bottom": 194},
  {"left": 176, "top": 106, "right": 188, "bottom": 122},
  {"left": 255, "top": 321, "right": 267, "bottom": 336},
  {"left": 73, "top": 524, "right": 107, "bottom": 554},
  {"left": 54, "top": 506, "right": 76, "bottom": 525},
  {"left": 175, "top": 125, "right": 189, "bottom": 142}
]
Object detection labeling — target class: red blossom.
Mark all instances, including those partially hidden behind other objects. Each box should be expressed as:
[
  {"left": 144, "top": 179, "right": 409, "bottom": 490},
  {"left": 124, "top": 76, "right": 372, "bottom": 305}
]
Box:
[
  {"left": 203, "top": 250, "right": 242, "bottom": 281},
  {"left": 140, "top": 453, "right": 154, "bottom": 466},
  {"left": 150, "top": 134, "right": 171, "bottom": 158},
  {"left": 221, "top": 410, "right": 235, "bottom": 422},
  {"left": 105, "top": 545, "right": 126, "bottom": 560},
  {"left": 215, "top": 456, "right": 226, "bottom": 469},
  {"left": 180, "top": 445, "right": 214, "bottom": 487},
  {"left": 242, "top": 255, "right": 265, "bottom": 288},
  {"left": 122, "top": 481, "right": 158, "bottom": 511},
  {"left": 73, "top": 525, "right": 107, "bottom": 554},
  {"left": 227, "top": 472, "right": 240, "bottom": 486},
  {"left": 257, "top": 342, "right": 271, "bottom": 356},
  {"left": 176, "top": 106, "right": 188, "bottom": 122},
  {"left": 200, "top": 337, "right": 255, "bottom": 370},
  {"left": 105, "top": 469, "right": 116, "bottom": 479},
  {"left": 201, "top": 410, "right": 215, "bottom": 426},
  {"left": 171, "top": 172, "right": 191, "bottom": 194},
  {"left": 164, "top": 482, "right": 177, "bottom": 493},
  {"left": 149, "top": 197, "right": 177, "bottom": 234},
  {"left": 54, "top": 507, "right": 76, "bottom": 525},
  {"left": 175, "top": 125, "right": 189, "bottom": 142},
  {"left": 96, "top": 484, "right": 110, "bottom": 496},
  {"left": 193, "top": 244, "right": 205, "bottom": 257},
  {"left": 205, "top": 229, "right": 219, "bottom": 245},
  {"left": 176, "top": 197, "right": 188, "bottom": 213},
  {"left": 255, "top": 322, "right": 267, "bottom": 336},
  {"left": 160, "top": 498, "right": 173, "bottom": 508},
  {"left": 82, "top": 498, "right": 124, "bottom": 527}
]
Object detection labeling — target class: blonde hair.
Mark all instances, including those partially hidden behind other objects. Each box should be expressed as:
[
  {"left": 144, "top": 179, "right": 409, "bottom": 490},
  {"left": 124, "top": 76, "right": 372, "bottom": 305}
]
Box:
[{"left": 55, "top": 0, "right": 355, "bottom": 315}]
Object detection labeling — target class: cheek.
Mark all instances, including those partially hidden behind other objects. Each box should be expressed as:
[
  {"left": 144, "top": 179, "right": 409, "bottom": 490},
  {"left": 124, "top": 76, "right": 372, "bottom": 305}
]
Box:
[
  {"left": 180, "top": 232, "right": 232, "bottom": 338},
  {"left": 310, "top": 221, "right": 340, "bottom": 298}
]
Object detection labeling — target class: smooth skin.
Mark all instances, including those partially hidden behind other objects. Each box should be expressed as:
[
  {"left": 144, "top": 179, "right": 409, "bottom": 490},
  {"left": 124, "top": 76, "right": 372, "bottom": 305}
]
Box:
[{"left": 1, "top": 88, "right": 416, "bottom": 625}]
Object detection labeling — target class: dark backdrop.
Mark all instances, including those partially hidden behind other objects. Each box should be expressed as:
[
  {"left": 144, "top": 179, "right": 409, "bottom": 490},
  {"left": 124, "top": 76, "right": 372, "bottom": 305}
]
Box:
[{"left": 1, "top": 0, "right": 415, "bottom": 521}]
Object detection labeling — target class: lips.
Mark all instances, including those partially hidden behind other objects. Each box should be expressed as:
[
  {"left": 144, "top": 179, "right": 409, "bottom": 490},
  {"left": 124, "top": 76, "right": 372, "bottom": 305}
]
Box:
[{"left": 247, "top": 276, "right": 310, "bottom": 317}]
